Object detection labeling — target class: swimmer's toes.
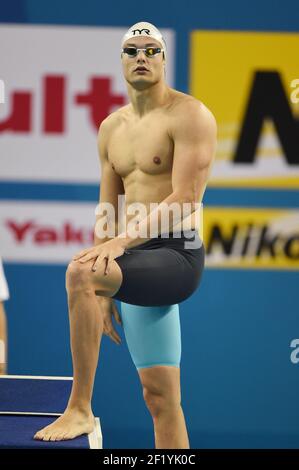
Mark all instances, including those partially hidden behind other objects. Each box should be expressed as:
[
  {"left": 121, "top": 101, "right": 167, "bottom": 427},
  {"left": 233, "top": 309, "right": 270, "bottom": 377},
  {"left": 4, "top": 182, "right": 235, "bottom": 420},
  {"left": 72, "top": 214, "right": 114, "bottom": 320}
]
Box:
[
  {"left": 50, "top": 432, "right": 62, "bottom": 441},
  {"left": 34, "top": 428, "right": 48, "bottom": 440}
]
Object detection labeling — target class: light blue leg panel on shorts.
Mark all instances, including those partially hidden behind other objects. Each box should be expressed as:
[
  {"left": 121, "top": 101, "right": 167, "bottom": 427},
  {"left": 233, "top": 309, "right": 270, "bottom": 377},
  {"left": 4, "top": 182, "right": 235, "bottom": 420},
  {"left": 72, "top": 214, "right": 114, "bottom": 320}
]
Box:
[{"left": 119, "top": 302, "right": 181, "bottom": 370}]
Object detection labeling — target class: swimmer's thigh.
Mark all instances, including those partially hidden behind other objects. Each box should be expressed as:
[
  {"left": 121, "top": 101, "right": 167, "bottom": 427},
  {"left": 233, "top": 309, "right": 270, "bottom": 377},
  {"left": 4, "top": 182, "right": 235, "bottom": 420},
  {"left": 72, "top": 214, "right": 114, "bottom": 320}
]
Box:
[{"left": 119, "top": 303, "right": 181, "bottom": 370}]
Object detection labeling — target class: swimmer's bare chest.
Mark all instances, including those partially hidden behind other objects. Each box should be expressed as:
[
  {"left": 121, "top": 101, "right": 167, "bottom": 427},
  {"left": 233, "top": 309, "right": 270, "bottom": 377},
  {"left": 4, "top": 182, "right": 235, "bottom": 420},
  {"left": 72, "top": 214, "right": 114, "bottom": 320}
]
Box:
[{"left": 107, "top": 110, "right": 198, "bottom": 232}]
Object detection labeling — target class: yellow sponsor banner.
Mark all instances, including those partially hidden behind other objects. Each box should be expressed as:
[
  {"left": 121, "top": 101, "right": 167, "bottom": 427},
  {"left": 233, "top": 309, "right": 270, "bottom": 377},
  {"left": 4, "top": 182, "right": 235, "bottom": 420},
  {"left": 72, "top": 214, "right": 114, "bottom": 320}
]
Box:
[
  {"left": 190, "top": 31, "right": 299, "bottom": 189},
  {"left": 203, "top": 207, "right": 299, "bottom": 270}
]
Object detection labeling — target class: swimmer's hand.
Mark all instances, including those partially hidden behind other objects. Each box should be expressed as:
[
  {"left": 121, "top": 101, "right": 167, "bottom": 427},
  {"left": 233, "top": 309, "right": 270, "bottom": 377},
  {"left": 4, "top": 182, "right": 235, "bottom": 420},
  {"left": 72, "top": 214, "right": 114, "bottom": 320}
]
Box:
[
  {"left": 72, "top": 238, "right": 126, "bottom": 275},
  {"left": 97, "top": 297, "right": 122, "bottom": 345}
]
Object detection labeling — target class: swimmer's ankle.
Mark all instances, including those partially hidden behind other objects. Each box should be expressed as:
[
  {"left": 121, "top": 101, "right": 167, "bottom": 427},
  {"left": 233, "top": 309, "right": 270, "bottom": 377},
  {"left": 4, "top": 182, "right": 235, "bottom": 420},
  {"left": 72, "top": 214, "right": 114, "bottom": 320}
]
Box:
[{"left": 66, "top": 400, "right": 93, "bottom": 416}]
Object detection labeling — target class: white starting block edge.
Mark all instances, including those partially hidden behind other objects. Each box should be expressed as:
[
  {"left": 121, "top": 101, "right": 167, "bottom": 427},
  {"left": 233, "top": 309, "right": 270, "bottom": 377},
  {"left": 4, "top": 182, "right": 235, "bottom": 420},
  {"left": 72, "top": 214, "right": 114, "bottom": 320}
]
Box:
[
  {"left": 0, "top": 375, "right": 102, "bottom": 449},
  {"left": 0, "top": 375, "right": 73, "bottom": 380}
]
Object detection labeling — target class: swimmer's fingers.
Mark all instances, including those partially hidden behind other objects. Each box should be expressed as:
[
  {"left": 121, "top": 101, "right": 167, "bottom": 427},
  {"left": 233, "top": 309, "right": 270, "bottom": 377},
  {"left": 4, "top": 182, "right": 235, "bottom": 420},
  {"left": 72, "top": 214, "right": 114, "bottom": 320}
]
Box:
[
  {"left": 73, "top": 247, "right": 99, "bottom": 263},
  {"left": 103, "top": 318, "right": 121, "bottom": 345},
  {"left": 104, "top": 254, "right": 112, "bottom": 275},
  {"left": 92, "top": 254, "right": 108, "bottom": 272},
  {"left": 107, "top": 328, "right": 121, "bottom": 345},
  {"left": 101, "top": 299, "right": 121, "bottom": 345},
  {"left": 72, "top": 247, "right": 93, "bottom": 261},
  {"left": 112, "top": 301, "right": 122, "bottom": 326},
  {"left": 104, "top": 249, "right": 123, "bottom": 275},
  {"left": 79, "top": 254, "right": 97, "bottom": 263},
  {"left": 98, "top": 252, "right": 114, "bottom": 275},
  {"left": 92, "top": 252, "right": 112, "bottom": 274}
]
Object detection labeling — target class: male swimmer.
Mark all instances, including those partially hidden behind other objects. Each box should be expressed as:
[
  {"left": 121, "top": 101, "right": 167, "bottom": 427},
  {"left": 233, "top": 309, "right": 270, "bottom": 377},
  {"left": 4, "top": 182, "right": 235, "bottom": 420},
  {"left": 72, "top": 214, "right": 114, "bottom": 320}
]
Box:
[{"left": 34, "top": 21, "right": 217, "bottom": 448}]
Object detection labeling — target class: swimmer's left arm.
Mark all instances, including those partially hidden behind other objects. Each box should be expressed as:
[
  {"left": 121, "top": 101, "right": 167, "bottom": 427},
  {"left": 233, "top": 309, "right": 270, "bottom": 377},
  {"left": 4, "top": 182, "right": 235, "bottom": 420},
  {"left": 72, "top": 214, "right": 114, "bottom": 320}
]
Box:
[{"left": 170, "top": 100, "right": 217, "bottom": 206}]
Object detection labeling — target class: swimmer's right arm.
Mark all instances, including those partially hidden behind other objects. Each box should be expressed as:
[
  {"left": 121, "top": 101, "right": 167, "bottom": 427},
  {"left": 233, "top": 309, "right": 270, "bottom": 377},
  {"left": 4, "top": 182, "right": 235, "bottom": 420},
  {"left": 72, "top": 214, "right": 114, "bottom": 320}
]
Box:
[
  {"left": 95, "top": 117, "right": 124, "bottom": 341},
  {"left": 94, "top": 117, "right": 125, "bottom": 246},
  {"left": 97, "top": 296, "right": 122, "bottom": 345}
]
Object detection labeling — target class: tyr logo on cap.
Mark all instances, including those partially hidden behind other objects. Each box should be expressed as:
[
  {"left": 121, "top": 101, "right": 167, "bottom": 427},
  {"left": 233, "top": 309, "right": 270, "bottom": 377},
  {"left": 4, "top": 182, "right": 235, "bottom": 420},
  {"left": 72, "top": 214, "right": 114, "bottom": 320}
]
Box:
[{"left": 131, "top": 28, "right": 151, "bottom": 36}]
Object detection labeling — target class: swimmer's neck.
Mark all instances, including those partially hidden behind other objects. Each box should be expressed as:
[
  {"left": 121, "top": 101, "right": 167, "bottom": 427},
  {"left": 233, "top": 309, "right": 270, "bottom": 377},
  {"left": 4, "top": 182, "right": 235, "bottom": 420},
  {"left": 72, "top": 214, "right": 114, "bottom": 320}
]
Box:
[{"left": 126, "top": 80, "right": 171, "bottom": 117}]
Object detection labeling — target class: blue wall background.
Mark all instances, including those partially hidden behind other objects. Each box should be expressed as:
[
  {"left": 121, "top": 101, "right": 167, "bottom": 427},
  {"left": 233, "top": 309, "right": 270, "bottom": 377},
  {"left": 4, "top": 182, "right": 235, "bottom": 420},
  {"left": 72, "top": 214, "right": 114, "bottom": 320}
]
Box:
[{"left": 1, "top": 0, "right": 299, "bottom": 449}]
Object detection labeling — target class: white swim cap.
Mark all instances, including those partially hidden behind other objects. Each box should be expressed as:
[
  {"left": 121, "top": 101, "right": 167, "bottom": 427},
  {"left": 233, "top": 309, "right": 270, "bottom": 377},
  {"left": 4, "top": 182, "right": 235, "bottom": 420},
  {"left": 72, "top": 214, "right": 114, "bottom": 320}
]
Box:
[{"left": 121, "top": 21, "right": 167, "bottom": 61}]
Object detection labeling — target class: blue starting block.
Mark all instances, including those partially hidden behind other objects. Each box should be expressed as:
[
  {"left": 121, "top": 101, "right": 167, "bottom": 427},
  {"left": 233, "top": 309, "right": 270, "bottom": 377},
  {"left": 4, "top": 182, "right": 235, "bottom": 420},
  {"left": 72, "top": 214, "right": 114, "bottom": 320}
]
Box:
[{"left": 0, "top": 375, "right": 102, "bottom": 449}]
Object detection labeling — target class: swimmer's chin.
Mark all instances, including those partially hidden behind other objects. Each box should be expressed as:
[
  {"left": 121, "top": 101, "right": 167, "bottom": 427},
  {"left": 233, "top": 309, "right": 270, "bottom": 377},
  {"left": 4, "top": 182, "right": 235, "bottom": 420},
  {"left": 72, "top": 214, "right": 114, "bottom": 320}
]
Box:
[{"left": 126, "top": 78, "right": 158, "bottom": 90}]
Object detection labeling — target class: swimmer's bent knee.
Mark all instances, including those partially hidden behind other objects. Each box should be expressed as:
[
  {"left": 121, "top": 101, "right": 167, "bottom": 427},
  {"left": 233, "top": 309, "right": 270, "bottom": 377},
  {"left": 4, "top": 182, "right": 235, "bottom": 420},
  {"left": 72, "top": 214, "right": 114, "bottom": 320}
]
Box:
[
  {"left": 66, "top": 260, "right": 88, "bottom": 287},
  {"left": 66, "top": 259, "right": 108, "bottom": 288}
]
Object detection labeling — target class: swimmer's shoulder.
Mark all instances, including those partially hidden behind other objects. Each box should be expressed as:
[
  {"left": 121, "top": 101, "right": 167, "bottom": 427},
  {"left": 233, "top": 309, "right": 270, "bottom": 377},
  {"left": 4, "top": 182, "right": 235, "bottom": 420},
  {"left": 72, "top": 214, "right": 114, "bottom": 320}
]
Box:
[
  {"left": 168, "top": 89, "right": 217, "bottom": 128},
  {"left": 98, "top": 104, "right": 132, "bottom": 138}
]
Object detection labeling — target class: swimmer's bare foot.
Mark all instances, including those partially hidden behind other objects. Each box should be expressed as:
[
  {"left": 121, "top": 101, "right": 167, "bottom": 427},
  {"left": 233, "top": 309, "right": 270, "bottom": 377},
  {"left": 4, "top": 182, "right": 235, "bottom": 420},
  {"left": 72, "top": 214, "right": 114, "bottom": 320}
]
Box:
[{"left": 33, "top": 407, "right": 95, "bottom": 441}]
